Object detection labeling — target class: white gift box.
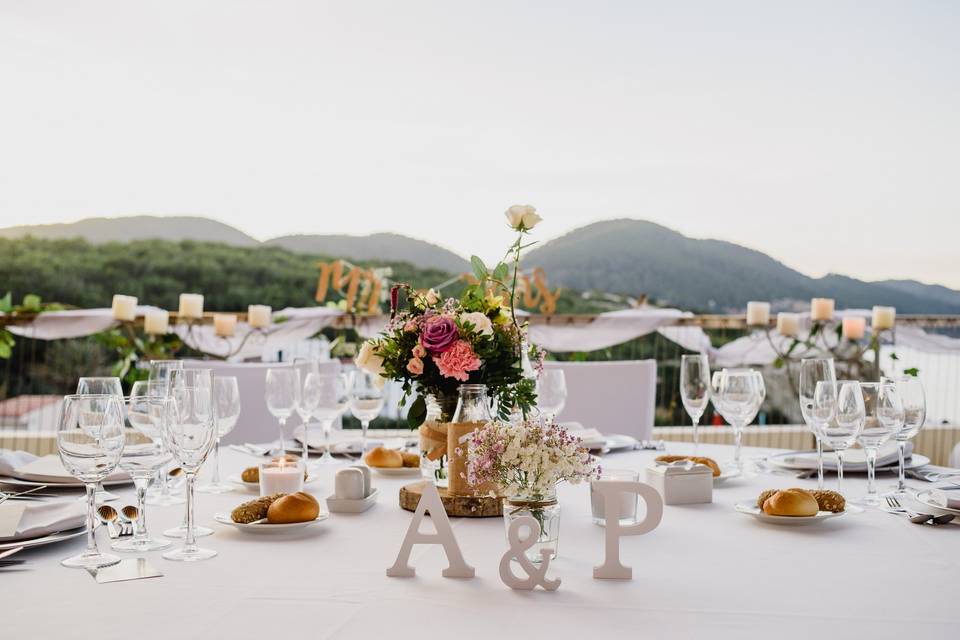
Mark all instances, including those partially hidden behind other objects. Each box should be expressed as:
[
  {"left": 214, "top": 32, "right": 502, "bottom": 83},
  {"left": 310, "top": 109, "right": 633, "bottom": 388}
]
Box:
[{"left": 645, "top": 461, "right": 713, "bottom": 505}]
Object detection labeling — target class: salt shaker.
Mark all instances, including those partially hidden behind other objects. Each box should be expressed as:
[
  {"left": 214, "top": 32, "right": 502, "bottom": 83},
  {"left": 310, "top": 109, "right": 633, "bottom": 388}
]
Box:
[
  {"left": 645, "top": 460, "right": 713, "bottom": 505},
  {"left": 335, "top": 468, "right": 366, "bottom": 500}
]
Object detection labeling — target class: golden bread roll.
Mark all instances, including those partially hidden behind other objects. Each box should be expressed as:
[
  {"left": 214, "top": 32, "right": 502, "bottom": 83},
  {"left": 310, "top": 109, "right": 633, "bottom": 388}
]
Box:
[
  {"left": 400, "top": 451, "right": 420, "bottom": 468},
  {"left": 811, "top": 489, "right": 845, "bottom": 513},
  {"left": 365, "top": 446, "right": 403, "bottom": 468},
  {"left": 761, "top": 488, "right": 818, "bottom": 517},
  {"left": 231, "top": 493, "right": 285, "bottom": 523},
  {"left": 267, "top": 491, "right": 320, "bottom": 524},
  {"left": 655, "top": 454, "right": 721, "bottom": 477},
  {"left": 241, "top": 466, "right": 259, "bottom": 483},
  {"left": 756, "top": 489, "right": 778, "bottom": 509}
]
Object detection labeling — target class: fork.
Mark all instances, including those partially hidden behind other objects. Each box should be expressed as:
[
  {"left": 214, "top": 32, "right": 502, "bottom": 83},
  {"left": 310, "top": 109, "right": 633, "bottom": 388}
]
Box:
[
  {"left": 885, "top": 496, "right": 954, "bottom": 525},
  {"left": 0, "top": 485, "right": 50, "bottom": 505}
]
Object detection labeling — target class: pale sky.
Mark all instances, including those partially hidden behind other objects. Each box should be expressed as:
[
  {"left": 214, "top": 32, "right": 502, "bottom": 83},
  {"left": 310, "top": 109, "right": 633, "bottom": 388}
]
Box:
[{"left": 1, "top": 1, "right": 958, "bottom": 286}]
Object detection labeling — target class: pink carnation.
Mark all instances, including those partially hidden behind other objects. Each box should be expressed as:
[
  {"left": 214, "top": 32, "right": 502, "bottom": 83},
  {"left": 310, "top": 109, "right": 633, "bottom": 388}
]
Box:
[
  {"left": 434, "top": 340, "right": 481, "bottom": 382},
  {"left": 406, "top": 357, "right": 424, "bottom": 375},
  {"left": 404, "top": 320, "right": 417, "bottom": 333},
  {"left": 412, "top": 343, "right": 426, "bottom": 358}
]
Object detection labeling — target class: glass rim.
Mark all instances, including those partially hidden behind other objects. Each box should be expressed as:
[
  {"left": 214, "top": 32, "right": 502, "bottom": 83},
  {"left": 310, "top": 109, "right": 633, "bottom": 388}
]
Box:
[{"left": 62, "top": 393, "right": 124, "bottom": 400}]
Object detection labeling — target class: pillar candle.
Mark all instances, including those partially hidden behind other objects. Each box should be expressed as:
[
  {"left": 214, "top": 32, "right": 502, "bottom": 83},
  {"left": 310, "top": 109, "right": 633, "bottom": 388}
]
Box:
[
  {"left": 178, "top": 293, "right": 204, "bottom": 319},
  {"left": 842, "top": 316, "right": 866, "bottom": 340},
  {"left": 111, "top": 295, "right": 137, "bottom": 321},
  {"left": 144, "top": 309, "right": 169, "bottom": 335},
  {"left": 746, "top": 301, "right": 770, "bottom": 326},
  {"left": 810, "top": 298, "right": 835, "bottom": 321},
  {"left": 214, "top": 313, "right": 237, "bottom": 337},
  {"left": 259, "top": 459, "right": 305, "bottom": 496},
  {"left": 776, "top": 312, "right": 800, "bottom": 337},
  {"left": 248, "top": 304, "right": 272, "bottom": 329},
  {"left": 872, "top": 306, "right": 896, "bottom": 331}
]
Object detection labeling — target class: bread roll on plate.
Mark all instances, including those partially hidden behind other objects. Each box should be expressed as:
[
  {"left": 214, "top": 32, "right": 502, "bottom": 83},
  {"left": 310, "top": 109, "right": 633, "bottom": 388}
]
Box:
[
  {"left": 365, "top": 446, "right": 403, "bottom": 468},
  {"left": 267, "top": 492, "right": 320, "bottom": 524},
  {"left": 761, "top": 488, "right": 819, "bottom": 517}
]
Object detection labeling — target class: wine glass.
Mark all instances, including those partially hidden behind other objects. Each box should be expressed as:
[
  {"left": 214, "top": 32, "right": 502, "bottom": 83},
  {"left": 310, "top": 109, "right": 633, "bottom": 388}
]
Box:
[
  {"left": 198, "top": 376, "right": 241, "bottom": 494},
  {"left": 114, "top": 394, "right": 174, "bottom": 551},
  {"left": 717, "top": 369, "right": 763, "bottom": 470},
  {"left": 310, "top": 373, "right": 350, "bottom": 466},
  {"left": 146, "top": 360, "right": 183, "bottom": 502},
  {"left": 56, "top": 394, "right": 126, "bottom": 568},
  {"left": 297, "top": 373, "right": 322, "bottom": 467},
  {"left": 820, "top": 380, "right": 865, "bottom": 497},
  {"left": 888, "top": 376, "right": 926, "bottom": 496},
  {"left": 799, "top": 358, "right": 837, "bottom": 489},
  {"left": 76, "top": 376, "right": 123, "bottom": 502},
  {"left": 162, "top": 383, "right": 218, "bottom": 562},
  {"left": 134, "top": 381, "right": 185, "bottom": 507},
  {"left": 854, "top": 382, "right": 903, "bottom": 506},
  {"left": 536, "top": 370, "right": 567, "bottom": 421},
  {"left": 148, "top": 360, "right": 182, "bottom": 389},
  {"left": 265, "top": 368, "right": 301, "bottom": 455},
  {"left": 679, "top": 354, "right": 711, "bottom": 453},
  {"left": 349, "top": 370, "right": 385, "bottom": 453}
]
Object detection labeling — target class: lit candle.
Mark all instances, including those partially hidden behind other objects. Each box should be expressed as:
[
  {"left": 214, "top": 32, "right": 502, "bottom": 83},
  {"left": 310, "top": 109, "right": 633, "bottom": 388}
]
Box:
[
  {"left": 872, "top": 306, "right": 896, "bottom": 331},
  {"left": 111, "top": 294, "right": 137, "bottom": 321},
  {"left": 259, "top": 459, "right": 305, "bottom": 496},
  {"left": 178, "top": 293, "right": 204, "bottom": 319},
  {"left": 144, "top": 309, "right": 169, "bottom": 335},
  {"left": 776, "top": 312, "right": 800, "bottom": 337},
  {"left": 248, "top": 304, "right": 272, "bottom": 329},
  {"left": 842, "top": 316, "right": 866, "bottom": 340},
  {"left": 214, "top": 313, "right": 237, "bottom": 337},
  {"left": 810, "top": 298, "right": 835, "bottom": 321},
  {"left": 746, "top": 301, "right": 770, "bottom": 326}
]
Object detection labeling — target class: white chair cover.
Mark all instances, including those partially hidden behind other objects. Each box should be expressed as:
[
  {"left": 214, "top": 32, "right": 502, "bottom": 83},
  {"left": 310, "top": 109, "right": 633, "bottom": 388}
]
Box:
[{"left": 542, "top": 360, "right": 657, "bottom": 441}]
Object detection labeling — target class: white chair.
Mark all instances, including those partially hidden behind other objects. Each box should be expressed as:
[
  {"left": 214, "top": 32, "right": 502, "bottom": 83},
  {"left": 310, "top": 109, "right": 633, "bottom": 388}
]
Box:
[
  {"left": 542, "top": 360, "right": 657, "bottom": 441},
  {"left": 181, "top": 359, "right": 341, "bottom": 446}
]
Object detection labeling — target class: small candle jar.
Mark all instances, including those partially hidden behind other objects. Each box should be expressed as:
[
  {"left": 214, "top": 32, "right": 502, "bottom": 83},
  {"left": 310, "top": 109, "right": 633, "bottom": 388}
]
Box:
[
  {"left": 111, "top": 294, "right": 137, "bottom": 321},
  {"left": 776, "top": 312, "right": 800, "bottom": 337},
  {"left": 144, "top": 309, "right": 170, "bottom": 335},
  {"left": 248, "top": 304, "right": 272, "bottom": 329},
  {"left": 810, "top": 298, "right": 835, "bottom": 321},
  {"left": 590, "top": 468, "right": 639, "bottom": 526},
  {"left": 178, "top": 293, "right": 204, "bottom": 319},
  {"left": 259, "top": 458, "right": 305, "bottom": 496},
  {"left": 214, "top": 313, "right": 237, "bottom": 337},
  {"left": 745, "top": 301, "right": 770, "bottom": 326},
  {"left": 842, "top": 316, "right": 866, "bottom": 341},
  {"left": 872, "top": 306, "right": 896, "bottom": 331}
]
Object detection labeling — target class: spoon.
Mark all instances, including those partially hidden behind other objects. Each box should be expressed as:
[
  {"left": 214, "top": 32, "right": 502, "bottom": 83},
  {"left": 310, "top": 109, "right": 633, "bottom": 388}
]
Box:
[
  {"left": 168, "top": 467, "right": 184, "bottom": 479},
  {"left": 118, "top": 505, "right": 139, "bottom": 536},
  {"left": 96, "top": 505, "right": 120, "bottom": 538}
]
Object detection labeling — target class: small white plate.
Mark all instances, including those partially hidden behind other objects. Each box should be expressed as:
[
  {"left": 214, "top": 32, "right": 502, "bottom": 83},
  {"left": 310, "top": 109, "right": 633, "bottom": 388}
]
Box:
[
  {"left": 0, "top": 476, "right": 132, "bottom": 490},
  {"left": 369, "top": 466, "right": 422, "bottom": 478},
  {"left": 213, "top": 512, "right": 329, "bottom": 533},
  {"left": 734, "top": 502, "right": 847, "bottom": 526},
  {"left": 582, "top": 434, "right": 637, "bottom": 453},
  {"left": 326, "top": 488, "right": 379, "bottom": 513},
  {"left": 228, "top": 474, "right": 321, "bottom": 493},
  {"left": 914, "top": 490, "right": 960, "bottom": 515},
  {"left": 714, "top": 467, "right": 742, "bottom": 486},
  {"left": 765, "top": 451, "right": 930, "bottom": 473}
]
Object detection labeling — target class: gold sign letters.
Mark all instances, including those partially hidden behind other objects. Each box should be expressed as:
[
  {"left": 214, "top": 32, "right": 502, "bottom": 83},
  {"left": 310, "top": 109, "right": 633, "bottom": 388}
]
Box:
[{"left": 315, "top": 260, "right": 382, "bottom": 314}]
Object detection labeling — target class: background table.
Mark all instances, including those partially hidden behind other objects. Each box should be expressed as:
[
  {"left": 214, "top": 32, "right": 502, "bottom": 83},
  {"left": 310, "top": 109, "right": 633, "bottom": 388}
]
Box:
[{"left": 6, "top": 442, "right": 958, "bottom": 639}]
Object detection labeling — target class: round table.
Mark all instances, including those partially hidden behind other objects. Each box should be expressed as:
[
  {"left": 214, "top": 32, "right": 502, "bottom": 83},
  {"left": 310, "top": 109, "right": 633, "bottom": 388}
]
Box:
[{"left": 6, "top": 441, "right": 958, "bottom": 639}]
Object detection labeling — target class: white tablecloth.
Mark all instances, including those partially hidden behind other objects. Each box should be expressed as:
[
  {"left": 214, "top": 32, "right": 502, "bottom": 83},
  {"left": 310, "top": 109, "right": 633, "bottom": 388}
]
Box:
[{"left": 6, "top": 442, "right": 959, "bottom": 639}]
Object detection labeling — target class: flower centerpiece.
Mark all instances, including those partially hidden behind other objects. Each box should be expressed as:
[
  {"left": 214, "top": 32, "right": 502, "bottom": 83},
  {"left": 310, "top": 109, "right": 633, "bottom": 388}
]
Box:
[
  {"left": 463, "top": 418, "right": 598, "bottom": 562},
  {"left": 354, "top": 205, "right": 545, "bottom": 482}
]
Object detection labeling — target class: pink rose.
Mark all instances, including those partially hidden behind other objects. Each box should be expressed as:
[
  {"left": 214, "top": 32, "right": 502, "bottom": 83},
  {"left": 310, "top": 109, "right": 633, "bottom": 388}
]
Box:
[
  {"left": 412, "top": 343, "right": 426, "bottom": 358},
  {"left": 406, "top": 357, "right": 424, "bottom": 375},
  {"left": 435, "top": 340, "right": 481, "bottom": 382},
  {"left": 404, "top": 320, "right": 417, "bottom": 332}
]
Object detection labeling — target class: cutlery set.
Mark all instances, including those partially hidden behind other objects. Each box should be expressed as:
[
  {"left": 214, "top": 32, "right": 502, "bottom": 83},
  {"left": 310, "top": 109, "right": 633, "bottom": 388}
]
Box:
[
  {"left": 884, "top": 496, "right": 955, "bottom": 526},
  {"left": 96, "top": 504, "right": 139, "bottom": 539}
]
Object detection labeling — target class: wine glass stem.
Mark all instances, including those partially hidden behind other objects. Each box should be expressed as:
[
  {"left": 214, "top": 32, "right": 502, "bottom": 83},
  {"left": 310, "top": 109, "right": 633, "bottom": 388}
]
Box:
[
  {"left": 323, "top": 420, "right": 333, "bottom": 461},
  {"left": 133, "top": 477, "right": 149, "bottom": 541},
  {"left": 278, "top": 417, "right": 287, "bottom": 455},
  {"left": 302, "top": 417, "right": 310, "bottom": 466},
  {"left": 816, "top": 438, "right": 824, "bottom": 490},
  {"left": 361, "top": 420, "right": 369, "bottom": 453},
  {"left": 897, "top": 441, "right": 907, "bottom": 492},
  {"left": 692, "top": 415, "right": 700, "bottom": 454},
  {"left": 184, "top": 473, "right": 197, "bottom": 550},
  {"left": 836, "top": 450, "right": 845, "bottom": 496},
  {"left": 733, "top": 423, "right": 743, "bottom": 468},
  {"left": 866, "top": 447, "right": 878, "bottom": 499},
  {"left": 212, "top": 437, "right": 221, "bottom": 485},
  {"left": 84, "top": 482, "right": 98, "bottom": 558}
]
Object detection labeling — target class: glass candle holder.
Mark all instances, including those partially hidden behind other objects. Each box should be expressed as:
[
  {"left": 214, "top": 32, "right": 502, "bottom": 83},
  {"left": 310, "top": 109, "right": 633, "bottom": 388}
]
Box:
[
  {"left": 259, "top": 458, "right": 305, "bottom": 496},
  {"left": 590, "top": 468, "right": 640, "bottom": 526}
]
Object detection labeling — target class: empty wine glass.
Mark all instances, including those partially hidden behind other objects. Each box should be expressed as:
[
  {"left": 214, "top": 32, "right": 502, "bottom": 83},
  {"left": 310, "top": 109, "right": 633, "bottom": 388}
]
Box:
[
  {"left": 198, "top": 376, "right": 241, "bottom": 494},
  {"left": 799, "top": 358, "right": 837, "bottom": 489},
  {"left": 679, "top": 354, "right": 711, "bottom": 453},
  {"left": 76, "top": 376, "right": 123, "bottom": 502},
  {"left": 134, "top": 381, "right": 185, "bottom": 507},
  {"left": 853, "top": 382, "right": 903, "bottom": 506},
  {"left": 717, "top": 369, "right": 764, "bottom": 470},
  {"left": 162, "top": 383, "right": 218, "bottom": 562},
  {"left": 146, "top": 360, "right": 183, "bottom": 503},
  {"left": 148, "top": 360, "right": 182, "bottom": 389},
  {"left": 349, "top": 370, "right": 385, "bottom": 453},
  {"left": 114, "top": 394, "right": 173, "bottom": 552},
  {"left": 820, "top": 380, "right": 865, "bottom": 497},
  {"left": 56, "top": 394, "right": 126, "bottom": 568},
  {"left": 311, "top": 373, "right": 350, "bottom": 466},
  {"left": 536, "top": 370, "right": 567, "bottom": 421},
  {"left": 297, "top": 373, "right": 322, "bottom": 466},
  {"left": 888, "top": 376, "right": 926, "bottom": 496},
  {"left": 265, "top": 368, "right": 301, "bottom": 455}
]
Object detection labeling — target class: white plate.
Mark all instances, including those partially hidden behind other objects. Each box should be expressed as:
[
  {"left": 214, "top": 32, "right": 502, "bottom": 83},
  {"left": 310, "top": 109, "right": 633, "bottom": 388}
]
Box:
[
  {"left": 213, "top": 512, "right": 329, "bottom": 533},
  {"left": 369, "top": 466, "right": 422, "bottom": 478},
  {"left": 914, "top": 490, "right": 960, "bottom": 515},
  {"left": 714, "top": 467, "right": 742, "bottom": 486},
  {"left": 0, "top": 476, "right": 132, "bottom": 490},
  {"left": 583, "top": 434, "right": 637, "bottom": 453},
  {"left": 326, "top": 488, "right": 379, "bottom": 513},
  {"left": 766, "top": 451, "right": 930, "bottom": 473},
  {"left": 0, "top": 526, "right": 87, "bottom": 551},
  {"left": 734, "top": 502, "right": 847, "bottom": 526},
  {"left": 228, "top": 474, "right": 321, "bottom": 493}
]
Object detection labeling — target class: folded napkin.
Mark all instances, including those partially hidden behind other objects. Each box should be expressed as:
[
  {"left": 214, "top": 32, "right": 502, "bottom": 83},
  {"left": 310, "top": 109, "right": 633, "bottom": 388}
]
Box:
[
  {"left": 0, "top": 449, "right": 38, "bottom": 478},
  {"left": 0, "top": 499, "right": 85, "bottom": 542},
  {"left": 779, "top": 442, "right": 912, "bottom": 471},
  {"left": 930, "top": 490, "right": 960, "bottom": 511},
  {"left": 565, "top": 425, "right": 606, "bottom": 448},
  {"left": 0, "top": 450, "right": 127, "bottom": 484}
]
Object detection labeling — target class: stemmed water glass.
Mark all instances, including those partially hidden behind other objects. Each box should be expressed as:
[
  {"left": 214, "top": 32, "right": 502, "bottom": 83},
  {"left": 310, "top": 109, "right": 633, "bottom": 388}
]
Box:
[
  {"left": 854, "top": 381, "right": 904, "bottom": 506},
  {"left": 819, "top": 380, "right": 865, "bottom": 497},
  {"left": 146, "top": 360, "right": 183, "bottom": 504},
  {"left": 310, "top": 372, "right": 350, "bottom": 466},
  {"left": 297, "top": 373, "right": 322, "bottom": 466},
  {"left": 265, "top": 367, "right": 301, "bottom": 455},
  {"left": 56, "top": 394, "right": 126, "bottom": 568},
  {"left": 536, "top": 370, "right": 567, "bottom": 421},
  {"left": 679, "top": 354, "right": 711, "bottom": 453},
  {"left": 888, "top": 376, "right": 926, "bottom": 496},
  {"left": 716, "top": 369, "right": 764, "bottom": 470},
  {"left": 162, "top": 381, "right": 218, "bottom": 562},
  {"left": 114, "top": 394, "right": 173, "bottom": 551},
  {"left": 198, "top": 376, "right": 241, "bottom": 494},
  {"left": 798, "top": 358, "right": 837, "bottom": 489},
  {"left": 132, "top": 380, "right": 185, "bottom": 507},
  {"left": 76, "top": 376, "right": 123, "bottom": 502},
  {"left": 349, "top": 370, "right": 385, "bottom": 453}
]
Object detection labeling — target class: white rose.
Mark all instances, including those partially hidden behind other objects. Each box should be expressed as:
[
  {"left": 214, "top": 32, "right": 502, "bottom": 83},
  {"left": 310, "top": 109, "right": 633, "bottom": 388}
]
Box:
[
  {"left": 460, "top": 311, "right": 493, "bottom": 336},
  {"left": 504, "top": 204, "right": 540, "bottom": 231},
  {"left": 355, "top": 340, "right": 385, "bottom": 376}
]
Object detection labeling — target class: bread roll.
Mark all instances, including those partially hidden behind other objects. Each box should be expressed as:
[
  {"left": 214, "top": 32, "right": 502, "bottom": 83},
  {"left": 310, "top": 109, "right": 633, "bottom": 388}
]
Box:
[
  {"left": 231, "top": 493, "right": 285, "bottom": 523},
  {"left": 811, "top": 489, "right": 845, "bottom": 513},
  {"left": 241, "top": 466, "right": 259, "bottom": 483},
  {"left": 400, "top": 451, "right": 420, "bottom": 468},
  {"left": 761, "top": 488, "right": 818, "bottom": 517},
  {"left": 655, "top": 454, "right": 721, "bottom": 477},
  {"left": 267, "top": 492, "right": 320, "bottom": 524},
  {"left": 365, "top": 446, "right": 403, "bottom": 468}
]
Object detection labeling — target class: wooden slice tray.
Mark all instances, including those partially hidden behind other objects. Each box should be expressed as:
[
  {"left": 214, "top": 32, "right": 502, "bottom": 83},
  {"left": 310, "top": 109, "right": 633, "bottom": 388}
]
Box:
[{"left": 399, "top": 481, "right": 502, "bottom": 518}]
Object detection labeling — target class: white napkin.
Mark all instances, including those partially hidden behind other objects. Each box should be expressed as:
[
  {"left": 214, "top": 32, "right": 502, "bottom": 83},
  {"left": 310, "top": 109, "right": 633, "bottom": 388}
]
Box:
[
  {"left": 0, "top": 449, "right": 39, "bottom": 477},
  {"left": 0, "top": 451, "right": 127, "bottom": 484},
  {"left": 0, "top": 499, "right": 85, "bottom": 542},
  {"left": 779, "top": 442, "right": 913, "bottom": 471},
  {"left": 565, "top": 425, "right": 605, "bottom": 448}
]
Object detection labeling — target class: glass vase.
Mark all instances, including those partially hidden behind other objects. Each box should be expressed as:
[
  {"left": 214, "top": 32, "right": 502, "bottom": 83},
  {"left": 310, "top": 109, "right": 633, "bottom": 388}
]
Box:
[
  {"left": 419, "top": 392, "right": 459, "bottom": 486},
  {"left": 502, "top": 490, "right": 560, "bottom": 563},
  {"left": 447, "top": 385, "right": 493, "bottom": 495}
]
